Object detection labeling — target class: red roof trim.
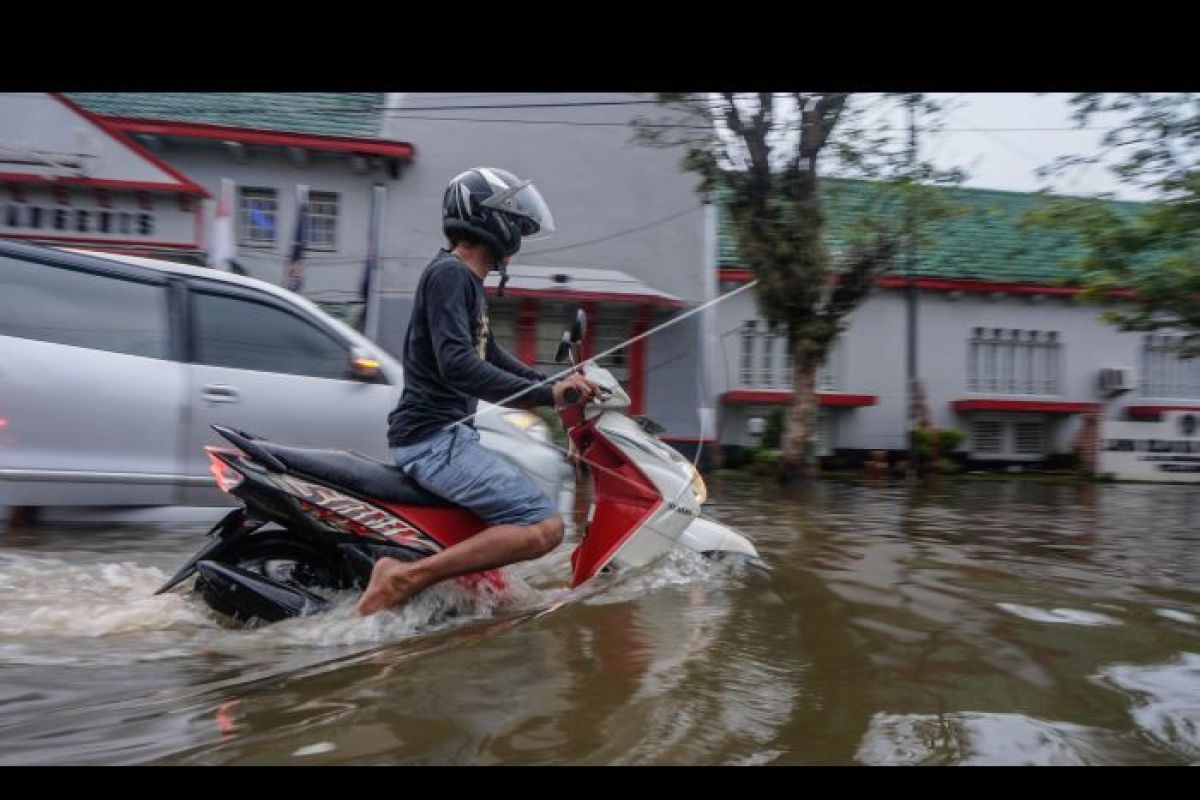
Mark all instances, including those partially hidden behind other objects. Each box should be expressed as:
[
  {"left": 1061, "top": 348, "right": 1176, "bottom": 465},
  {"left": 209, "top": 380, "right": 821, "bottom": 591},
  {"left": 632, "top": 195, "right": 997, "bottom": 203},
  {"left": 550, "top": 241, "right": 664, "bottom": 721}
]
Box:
[
  {"left": 721, "top": 390, "right": 878, "bottom": 407},
  {"left": 718, "top": 267, "right": 754, "bottom": 282},
  {"left": 0, "top": 173, "right": 205, "bottom": 195},
  {"left": 717, "top": 267, "right": 1133, "bottom": 298},
  {"left": 1126, "top": 403, "right": 1200, "bottom": 420},
  {"left": 0, "top": 232, "right": 200, "bottom": 250},
  {"left": 951, "top": 398, "right": 1101, "bottom": 413},
  {"left": 50, "top": 94, "right": 210, "bottom": 198},
  {"left": 484, "top": 286, "right": 684, "bottom": 309},
  {"left": 104, "top": 117, "right": 415, "bottom": 160},
  {"left": 876, "top": 275, "right": 1134, "bottom": 298}
]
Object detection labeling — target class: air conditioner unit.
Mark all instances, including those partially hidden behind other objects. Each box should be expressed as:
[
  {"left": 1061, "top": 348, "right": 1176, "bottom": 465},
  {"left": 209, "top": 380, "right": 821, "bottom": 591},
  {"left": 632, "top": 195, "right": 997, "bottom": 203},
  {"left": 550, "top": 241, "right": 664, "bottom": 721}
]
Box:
[{"left": 1098, "top": 367, "right": 1133, "bottom": 397}]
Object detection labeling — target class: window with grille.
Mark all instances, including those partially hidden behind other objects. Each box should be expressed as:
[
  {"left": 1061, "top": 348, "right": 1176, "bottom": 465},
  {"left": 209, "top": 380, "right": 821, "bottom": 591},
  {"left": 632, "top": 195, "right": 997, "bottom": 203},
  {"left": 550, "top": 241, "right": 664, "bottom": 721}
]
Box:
[
  {"left": 737, "top": 320, "right": 836, "bottom": 391},
  {"left": 239, "top": 187, "right": 277, "bottom": 247},
  {"left": 760, "top": 327, "right": 775, "bottom": 388},
  {"left": 816, "top": 340, "right": 838, "bottom": 390},
  {"left": 971, "top": 420, "right": 1004, "bottom": 454},
  {"left": 1141, "top": 334, "right": 1200, "bottom": 397},
  {"left": 592, "top": 309, "right": 631, "bottom": 381},
  {"left": 967, "top": 328, "right": 1060, "bottom": 395},
  {"left": 1013, "top": 421, "right": 1046, "bottom": 455},
  {"left": 487, "top": 302, "right": 517, "bottom": 351},
  {"left": 305, "top": 191, "right": 339, "bottom": 250},
  {"left": 969, "top": 417, "right": 1049, "bottom": 458},
  {"left": 740, "top": 321, "right": 757, "bottom": 387},
  {"left": 535, "top": 303, "right": 576, "bottom": 373}
]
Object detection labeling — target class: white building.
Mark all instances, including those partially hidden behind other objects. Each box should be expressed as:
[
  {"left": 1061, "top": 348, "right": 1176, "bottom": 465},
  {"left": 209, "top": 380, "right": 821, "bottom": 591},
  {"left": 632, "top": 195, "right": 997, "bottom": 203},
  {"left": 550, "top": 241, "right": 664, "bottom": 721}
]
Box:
[
  {"left": 6, "top": 93, "right": 1195, "bottom": 471},
  {"left": 714, "top": 183, "right": 1200, "bottom": 468}
]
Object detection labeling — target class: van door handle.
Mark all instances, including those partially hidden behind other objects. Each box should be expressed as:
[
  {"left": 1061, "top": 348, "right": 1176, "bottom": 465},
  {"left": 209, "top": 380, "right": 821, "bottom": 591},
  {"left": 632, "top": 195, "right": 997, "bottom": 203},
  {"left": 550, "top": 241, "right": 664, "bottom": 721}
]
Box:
[{"left": 201, "top": 384, "right": 241, "bottom": 403}]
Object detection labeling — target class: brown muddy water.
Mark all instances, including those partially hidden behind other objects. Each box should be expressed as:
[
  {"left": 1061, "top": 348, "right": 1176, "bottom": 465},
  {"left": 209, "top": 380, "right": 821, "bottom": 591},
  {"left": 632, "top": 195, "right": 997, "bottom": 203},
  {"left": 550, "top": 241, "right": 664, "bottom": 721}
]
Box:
[{"left": 1, "top": 475, "right": 1197, "bottom": 765}]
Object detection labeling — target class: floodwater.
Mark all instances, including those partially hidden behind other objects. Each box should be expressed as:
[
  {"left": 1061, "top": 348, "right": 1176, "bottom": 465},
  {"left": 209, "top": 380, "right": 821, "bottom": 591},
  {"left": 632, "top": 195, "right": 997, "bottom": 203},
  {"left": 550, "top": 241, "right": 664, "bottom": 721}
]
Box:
[{"left": 1, "top": 476, "right": 1197, "bottom": 765}]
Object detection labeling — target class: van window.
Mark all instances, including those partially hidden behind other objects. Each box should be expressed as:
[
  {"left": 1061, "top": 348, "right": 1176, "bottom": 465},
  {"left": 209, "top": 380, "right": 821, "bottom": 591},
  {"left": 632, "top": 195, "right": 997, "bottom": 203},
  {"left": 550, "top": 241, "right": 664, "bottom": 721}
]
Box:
[
  {"left": 192, "top": 290, "right": 351, "bottom": 380},
  {"left": 0, "top": 254, "right": 170, "bottom": 359}
]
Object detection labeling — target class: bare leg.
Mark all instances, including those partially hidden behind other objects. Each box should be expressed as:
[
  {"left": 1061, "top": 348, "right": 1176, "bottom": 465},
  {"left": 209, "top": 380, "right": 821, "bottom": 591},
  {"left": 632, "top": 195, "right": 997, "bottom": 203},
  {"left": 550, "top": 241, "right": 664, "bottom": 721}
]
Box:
[{"left": 356, "top": 516, "right": 564, "bottom": 615}]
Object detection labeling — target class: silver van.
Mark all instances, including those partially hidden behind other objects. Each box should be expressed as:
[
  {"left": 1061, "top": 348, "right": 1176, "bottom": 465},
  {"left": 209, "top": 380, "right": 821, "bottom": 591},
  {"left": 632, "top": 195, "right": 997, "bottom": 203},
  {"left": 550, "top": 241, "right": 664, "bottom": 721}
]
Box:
[{"left": 0, "top": 240, "right": 569, "bottom": 513}]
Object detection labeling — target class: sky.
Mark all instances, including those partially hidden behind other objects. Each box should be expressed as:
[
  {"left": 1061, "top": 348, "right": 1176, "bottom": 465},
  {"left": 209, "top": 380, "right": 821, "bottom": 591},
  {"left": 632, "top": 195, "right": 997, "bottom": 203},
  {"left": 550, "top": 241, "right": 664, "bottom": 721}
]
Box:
[{"left": 918, "top": 93, "right": 1152, "bottom": 201}]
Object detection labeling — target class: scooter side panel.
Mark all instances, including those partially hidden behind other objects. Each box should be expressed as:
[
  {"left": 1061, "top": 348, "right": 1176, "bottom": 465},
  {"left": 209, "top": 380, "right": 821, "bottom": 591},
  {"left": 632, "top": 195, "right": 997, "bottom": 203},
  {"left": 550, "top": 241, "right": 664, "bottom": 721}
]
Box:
[
  {"left": 376, "top": 502, "right": 489, "bottom": 549},
  {"left": 569, "top": 431, "right": 662, "bottom": 587}
]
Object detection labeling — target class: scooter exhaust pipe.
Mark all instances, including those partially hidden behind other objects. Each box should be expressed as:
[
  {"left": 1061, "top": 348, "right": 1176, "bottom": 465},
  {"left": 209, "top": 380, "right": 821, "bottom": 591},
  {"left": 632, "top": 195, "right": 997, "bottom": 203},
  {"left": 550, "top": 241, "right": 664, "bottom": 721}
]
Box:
[{"left": 196, "top": 560, "right": 331, "bottom": 623}]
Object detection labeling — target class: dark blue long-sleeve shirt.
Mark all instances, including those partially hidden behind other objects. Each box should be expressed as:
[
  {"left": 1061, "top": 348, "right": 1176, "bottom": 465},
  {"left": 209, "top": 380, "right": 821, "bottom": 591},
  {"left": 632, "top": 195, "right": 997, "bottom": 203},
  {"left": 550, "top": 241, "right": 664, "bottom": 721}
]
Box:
[{"left": 388, "top": 251, "right": 555, "bottom": 447}]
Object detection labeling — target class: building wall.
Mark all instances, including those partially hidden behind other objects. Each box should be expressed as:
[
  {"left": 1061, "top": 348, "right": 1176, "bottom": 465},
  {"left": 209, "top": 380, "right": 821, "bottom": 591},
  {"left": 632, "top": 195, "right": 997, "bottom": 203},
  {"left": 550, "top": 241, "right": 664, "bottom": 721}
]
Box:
[
  {"left": 715, "top": 282, "right": 1197, "bottom": 458},
  {"left": 0, "top": 94, "right": 202, "bottom": 253},
  {"left": 143, "top": 140, "right": 396, "bottom": 297},
  {"left": 375, "top": 93, "right": 712, "bottom": 438},
  {"left": 377, "top": 92, "right": 707, "bottom": 307}
]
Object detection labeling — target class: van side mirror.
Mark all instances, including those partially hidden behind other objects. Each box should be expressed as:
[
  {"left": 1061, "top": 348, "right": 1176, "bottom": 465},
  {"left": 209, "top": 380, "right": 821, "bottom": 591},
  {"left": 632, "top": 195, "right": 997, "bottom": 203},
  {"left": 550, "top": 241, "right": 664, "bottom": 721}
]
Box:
[{"left": 349, "top": 348, "right": 384, "bottom": 382}]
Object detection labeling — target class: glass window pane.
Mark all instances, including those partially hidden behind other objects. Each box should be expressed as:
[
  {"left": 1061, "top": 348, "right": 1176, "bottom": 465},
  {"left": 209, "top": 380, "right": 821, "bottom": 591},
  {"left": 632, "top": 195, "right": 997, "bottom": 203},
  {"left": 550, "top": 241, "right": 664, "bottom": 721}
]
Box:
[
  {"left": 0, "top": 255, "right": 169, "bottom": 360},
  {"left": 193, "top": 291, "right": 349, "bottom": 379}
]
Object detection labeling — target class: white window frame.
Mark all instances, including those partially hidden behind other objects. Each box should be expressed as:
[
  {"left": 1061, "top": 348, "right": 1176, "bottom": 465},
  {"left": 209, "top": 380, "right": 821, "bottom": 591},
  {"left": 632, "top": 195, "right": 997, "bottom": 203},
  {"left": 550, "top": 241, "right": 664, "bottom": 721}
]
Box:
[
  {"left": 740, "top": 321, "right": 757, "bottom": 387},
  {"left": 968, "top": 413, "right": 1049, "bottom": 460},
  {"left": 737, "top": 319, "right": 838, "bottom": 392},
  {"left": 968, "top": 327, "right": 1060, "bottom": 396},
  {"left": 760, "top": 327, "right": 775, "bottom": 388},
  {"left": 1141, "top": 334, "right": 1200, "bottom": 398},
  {"left": 305, "top": 190, "right": 339, "bottom": 251},
  {"left": 238, "top": 187, "right": 278, "bottom": 248}
]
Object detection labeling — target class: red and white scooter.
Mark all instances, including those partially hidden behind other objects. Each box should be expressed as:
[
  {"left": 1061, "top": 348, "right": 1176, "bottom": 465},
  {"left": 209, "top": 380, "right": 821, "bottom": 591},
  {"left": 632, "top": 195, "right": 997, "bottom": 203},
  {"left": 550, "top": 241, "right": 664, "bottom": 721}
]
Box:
[{"left": 156, "top": 311, "right": 759, "bottom": 623}]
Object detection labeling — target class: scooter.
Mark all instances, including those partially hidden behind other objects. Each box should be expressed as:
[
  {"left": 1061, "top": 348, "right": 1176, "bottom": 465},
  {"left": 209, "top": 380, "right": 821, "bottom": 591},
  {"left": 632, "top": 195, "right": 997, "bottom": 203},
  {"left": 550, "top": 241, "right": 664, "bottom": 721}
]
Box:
[{"left": 155, "top": 310, "right": 759, "bottom": 623}]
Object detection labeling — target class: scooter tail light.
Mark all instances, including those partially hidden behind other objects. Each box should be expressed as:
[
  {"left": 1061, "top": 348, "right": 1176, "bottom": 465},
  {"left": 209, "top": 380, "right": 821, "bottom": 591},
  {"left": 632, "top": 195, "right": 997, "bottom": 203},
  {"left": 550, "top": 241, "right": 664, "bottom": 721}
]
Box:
[{"left": 206, "top": 447, "right": 245, "bottom": 493}]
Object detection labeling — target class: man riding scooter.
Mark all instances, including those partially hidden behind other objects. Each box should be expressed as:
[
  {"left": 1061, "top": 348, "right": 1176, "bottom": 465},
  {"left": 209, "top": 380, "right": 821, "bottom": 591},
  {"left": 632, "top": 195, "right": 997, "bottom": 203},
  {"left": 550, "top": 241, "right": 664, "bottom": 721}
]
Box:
[{"left": 358, "top": 168, "right": 596, "bottom": 615}]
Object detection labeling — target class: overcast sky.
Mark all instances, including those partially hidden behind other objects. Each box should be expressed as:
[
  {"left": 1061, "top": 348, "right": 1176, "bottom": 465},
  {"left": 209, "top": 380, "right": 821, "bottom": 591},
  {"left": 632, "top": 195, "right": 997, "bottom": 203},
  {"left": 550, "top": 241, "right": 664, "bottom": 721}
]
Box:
[{"left": 919, "top": 93, "right": 1151, "bottom": 201}]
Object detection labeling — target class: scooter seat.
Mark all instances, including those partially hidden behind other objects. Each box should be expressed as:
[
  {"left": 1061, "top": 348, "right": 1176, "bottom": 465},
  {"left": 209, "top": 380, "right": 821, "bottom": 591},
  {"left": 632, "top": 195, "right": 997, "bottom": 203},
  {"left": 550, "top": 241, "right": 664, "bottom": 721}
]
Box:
[{"left": 255, "top": 442, "right": 453, "bottom": 507}]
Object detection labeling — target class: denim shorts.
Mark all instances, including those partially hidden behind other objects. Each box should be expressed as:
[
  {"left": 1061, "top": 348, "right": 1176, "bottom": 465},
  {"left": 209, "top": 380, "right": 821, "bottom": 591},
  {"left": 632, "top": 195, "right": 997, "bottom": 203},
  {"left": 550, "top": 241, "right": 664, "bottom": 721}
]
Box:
[{"left": 390, "top": 426, "right": 558, "bottom": 528}]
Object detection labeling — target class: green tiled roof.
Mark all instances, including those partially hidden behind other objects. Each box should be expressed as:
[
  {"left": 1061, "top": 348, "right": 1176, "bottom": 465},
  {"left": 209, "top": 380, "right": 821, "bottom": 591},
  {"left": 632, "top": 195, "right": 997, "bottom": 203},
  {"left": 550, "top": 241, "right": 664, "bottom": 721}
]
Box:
[
  {"left": 68, "top": 93, "right": 386, "bottom": 139},
  {"left": 718, "top": 180, "right": 1148, "bottom": 284}
]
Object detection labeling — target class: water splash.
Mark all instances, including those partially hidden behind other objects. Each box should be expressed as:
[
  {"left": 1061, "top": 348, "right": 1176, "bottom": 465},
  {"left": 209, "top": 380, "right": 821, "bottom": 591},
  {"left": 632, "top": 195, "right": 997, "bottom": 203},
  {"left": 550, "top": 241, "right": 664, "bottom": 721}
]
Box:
[
  {"left": 1096, "top": 652, "right": 1200, "bottom": 761},
  {"left": 996, "top": 603, "right": 1122, "bottom": 627},
  {"left": 856, "top": 712, "right": 1126, "bottom": 765},
  {"left": 0, "top": 554, "right": 213, "bottom": 638}
]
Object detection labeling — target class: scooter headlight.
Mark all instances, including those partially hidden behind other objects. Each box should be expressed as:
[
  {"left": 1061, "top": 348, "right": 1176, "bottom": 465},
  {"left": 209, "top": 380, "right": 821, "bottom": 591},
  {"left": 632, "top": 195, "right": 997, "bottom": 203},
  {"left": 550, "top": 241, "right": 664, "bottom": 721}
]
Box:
[
  {"left": 687, "top": 462, "right": 708, "bottom": 505},
  {"left": 503, "top": 410, "right": 550, "bottom": 444}
]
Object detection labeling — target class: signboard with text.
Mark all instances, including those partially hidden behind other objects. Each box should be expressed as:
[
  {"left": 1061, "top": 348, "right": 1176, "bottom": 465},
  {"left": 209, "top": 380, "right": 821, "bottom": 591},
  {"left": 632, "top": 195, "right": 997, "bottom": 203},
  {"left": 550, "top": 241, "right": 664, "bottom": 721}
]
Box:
[{"left": 1100, "top": 411, "right": 1200, "bottom": 483}]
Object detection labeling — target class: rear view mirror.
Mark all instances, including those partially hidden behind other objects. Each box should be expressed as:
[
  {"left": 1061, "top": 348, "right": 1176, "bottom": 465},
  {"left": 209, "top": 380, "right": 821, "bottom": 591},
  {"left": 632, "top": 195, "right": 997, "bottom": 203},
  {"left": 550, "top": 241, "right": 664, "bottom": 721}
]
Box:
[
  {"left": 554, "top": 333, "right": 571, "bottom": 365},
  {"left": 570, "top": 308, "right": 587, "bottom": 345},
  {"left": 349, "top": 348, "right": 384, "bottom": 382}
]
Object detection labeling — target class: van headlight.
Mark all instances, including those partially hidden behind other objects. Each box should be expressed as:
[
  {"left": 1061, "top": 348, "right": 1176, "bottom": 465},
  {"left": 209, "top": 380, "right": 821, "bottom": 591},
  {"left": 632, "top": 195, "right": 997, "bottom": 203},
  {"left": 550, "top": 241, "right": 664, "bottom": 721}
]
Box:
[
  {"left": 687, "top": 462, "right": 708, "bottom": 505},
  {"left": 503, "top": 410, "right": 550, "bottom": 444}
]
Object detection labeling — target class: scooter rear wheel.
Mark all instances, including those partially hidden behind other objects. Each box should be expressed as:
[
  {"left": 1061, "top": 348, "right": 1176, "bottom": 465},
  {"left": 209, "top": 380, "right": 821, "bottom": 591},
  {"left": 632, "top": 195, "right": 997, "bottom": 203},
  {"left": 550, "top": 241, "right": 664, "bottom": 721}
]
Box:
[{"left": 195, "top": 533, "right": 345, "bottom": 621}]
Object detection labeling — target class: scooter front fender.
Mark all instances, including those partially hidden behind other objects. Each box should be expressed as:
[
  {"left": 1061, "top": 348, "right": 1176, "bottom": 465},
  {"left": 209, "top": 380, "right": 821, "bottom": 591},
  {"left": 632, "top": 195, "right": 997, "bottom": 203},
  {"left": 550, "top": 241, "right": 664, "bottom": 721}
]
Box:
[{"left": 677, "top": 516, "right": 759, "bottom": 559}]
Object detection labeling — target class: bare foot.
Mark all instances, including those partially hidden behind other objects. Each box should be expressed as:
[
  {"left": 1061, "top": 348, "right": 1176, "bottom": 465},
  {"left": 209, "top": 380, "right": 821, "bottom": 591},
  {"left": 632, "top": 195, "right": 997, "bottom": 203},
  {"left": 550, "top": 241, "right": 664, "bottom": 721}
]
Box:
[{"left": 356, "top": 557, "right": 422, "bottom": 616}]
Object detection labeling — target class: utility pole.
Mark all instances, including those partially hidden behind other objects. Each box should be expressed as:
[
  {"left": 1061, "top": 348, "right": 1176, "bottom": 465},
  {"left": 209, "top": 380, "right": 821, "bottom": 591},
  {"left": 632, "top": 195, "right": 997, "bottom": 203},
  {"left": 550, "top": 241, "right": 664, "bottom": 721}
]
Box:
[
  {"left": 905, "top": 94, "right": 920, "bottom": 480},
  {"left": 365, "top": 183, "right": 387, "bottom": 342}
]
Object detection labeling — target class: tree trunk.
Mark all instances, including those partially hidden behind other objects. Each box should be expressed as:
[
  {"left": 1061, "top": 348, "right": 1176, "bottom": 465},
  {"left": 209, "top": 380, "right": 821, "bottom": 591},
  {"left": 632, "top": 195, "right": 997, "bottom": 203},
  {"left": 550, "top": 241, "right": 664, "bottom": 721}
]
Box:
[{"left": 780, "top": 345, "right": 819, "bottom": 482}]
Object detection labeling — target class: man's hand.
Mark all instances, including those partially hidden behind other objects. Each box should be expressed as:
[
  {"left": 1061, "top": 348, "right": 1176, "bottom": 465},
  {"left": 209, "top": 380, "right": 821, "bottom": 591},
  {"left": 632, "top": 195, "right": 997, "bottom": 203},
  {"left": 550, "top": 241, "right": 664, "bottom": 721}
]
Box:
[{"left": 553, "top": 373, "right": 599, "bottom": 406}]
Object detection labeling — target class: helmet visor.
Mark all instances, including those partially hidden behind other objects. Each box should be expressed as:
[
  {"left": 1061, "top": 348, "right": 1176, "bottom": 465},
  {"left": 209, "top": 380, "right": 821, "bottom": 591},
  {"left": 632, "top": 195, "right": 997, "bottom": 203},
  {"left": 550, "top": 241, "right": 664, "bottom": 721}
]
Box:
[{"left": 479, "top": 175, "right": 556, "bottom": 239}]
